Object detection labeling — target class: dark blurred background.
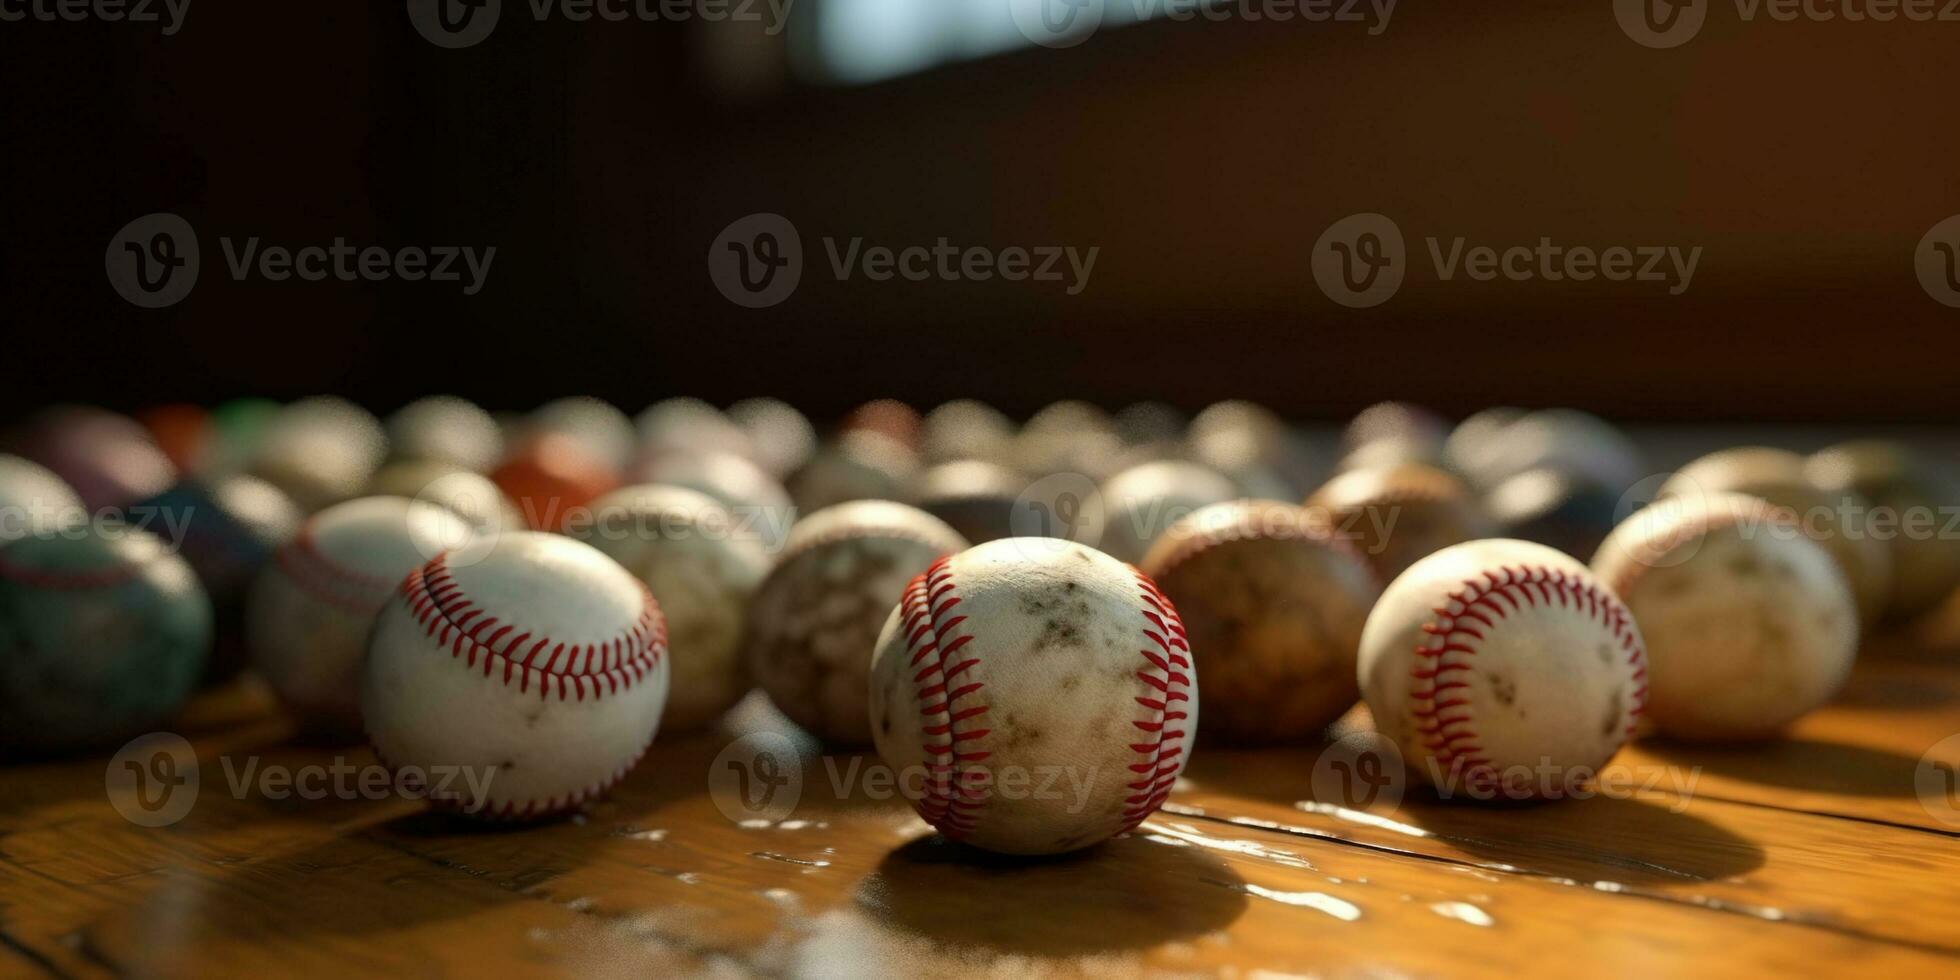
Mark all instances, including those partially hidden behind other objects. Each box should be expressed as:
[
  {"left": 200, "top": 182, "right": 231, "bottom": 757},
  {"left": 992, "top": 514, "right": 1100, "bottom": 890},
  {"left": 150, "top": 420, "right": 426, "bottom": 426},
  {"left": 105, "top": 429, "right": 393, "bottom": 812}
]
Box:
[{"left": 4, "top": 0, "right": 1957, "bottom": 422}]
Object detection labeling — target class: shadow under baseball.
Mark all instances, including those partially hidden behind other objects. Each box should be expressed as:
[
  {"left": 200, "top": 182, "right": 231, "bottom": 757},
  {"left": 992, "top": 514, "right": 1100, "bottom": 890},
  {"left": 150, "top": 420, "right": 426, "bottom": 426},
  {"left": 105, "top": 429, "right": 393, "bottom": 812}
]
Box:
[
  {"left": 1398, "top": 793, "right": 1767, "bottom": 886},
  {"left": 857, "top": 833, "right": 1248, "bottom": 957},
  {"left": 1640, "top": 736, "right": 1926, "bottom": 798}
]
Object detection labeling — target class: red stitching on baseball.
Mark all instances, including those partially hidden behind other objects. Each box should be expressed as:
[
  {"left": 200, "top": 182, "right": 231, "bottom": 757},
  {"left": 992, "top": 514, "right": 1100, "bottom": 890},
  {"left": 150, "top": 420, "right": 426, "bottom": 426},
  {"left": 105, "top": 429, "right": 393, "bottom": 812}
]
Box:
[
  {"left": 0, "top": 551, "right": 144, "bottom": 590},
  {"left": 399, "top": 552, "right": 667, "bottom": 703},
  {"left": 275, "top": 524, "right": 402, "bottom": 613},
  {"left": 1409, "top": 564, "right": 1647, "bottom": 796},
  {"left": 897, "top": 555, "right": 992, "bottom": 839},
  {"left": 1123, "top": 567, "right": 1190, "bottom": 830}
]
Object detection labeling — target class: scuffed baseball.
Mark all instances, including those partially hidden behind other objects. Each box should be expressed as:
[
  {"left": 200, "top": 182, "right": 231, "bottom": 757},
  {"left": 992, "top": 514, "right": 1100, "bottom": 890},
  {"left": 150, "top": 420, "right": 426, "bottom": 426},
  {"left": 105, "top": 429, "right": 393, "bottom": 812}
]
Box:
[
  {"left": 869, "top": 538, "right": 1199, "bottom": 855},
  {"left": 1593, "top": 493, "right": 1857, "bottom": 741},
  {"left": 1806, "top": 440, "right": 1960, "bottom": 623},
  {"left": 1308, "top": 462, "right": 1492, "bottom": 583},
  {"left": 575, "top": 485, "right": 770, "bottom": 732},
  {"left": 364, "top": 532, "right": 670, "bottom": 819},
  {"left": 1359, "top": 539, "right": 1646, "bottom": 799},
  {"left": 745, "top": 501, "right": 968, "bottom": 744},
  {"left": 1663, "top": 446, "right": 1892, "bottom": 626},
  {"left": 248, "top": 496, "right": 476, "bottom": 732},
  {"left": 1141, "top": 500, "right": 1378, "bottom": 744}
]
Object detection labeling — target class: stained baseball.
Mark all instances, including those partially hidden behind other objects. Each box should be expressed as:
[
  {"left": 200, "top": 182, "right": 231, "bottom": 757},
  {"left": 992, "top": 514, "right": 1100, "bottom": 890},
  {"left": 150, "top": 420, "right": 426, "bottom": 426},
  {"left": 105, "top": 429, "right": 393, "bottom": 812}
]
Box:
[
  {"left": 575, "top": 484, "right": 771, "bottom": 732},
  {"left": 364, "top": 531, "right": 670, "bottom": 818},
  {"left": 1141, "top": 500, "right": 1378, "bottom": 744},
  {"left": 744, "top": 500, "right": 967, "bottom": 744},
  {"left": 1663, "top": 446, "right": 1892, "bottom": 626},
  {"left": 1359, "top": 539, "right": 1646, "bottom": 798},
  {"left": 247, "top": 496, "right": 476, "bottom": 732},
  {"left": 0, "top": 521, "right": 212, "bottom": 752},
  {"left": 868, "top": 537, "right": 1198, "bottom": 854},
  {"left": 1593, "top": 492, "right": 1857, "bottom": 740}
]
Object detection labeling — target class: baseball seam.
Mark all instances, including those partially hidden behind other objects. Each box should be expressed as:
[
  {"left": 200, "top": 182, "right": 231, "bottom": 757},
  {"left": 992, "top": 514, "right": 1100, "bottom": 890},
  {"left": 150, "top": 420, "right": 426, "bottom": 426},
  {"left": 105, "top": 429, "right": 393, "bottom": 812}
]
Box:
[
  {"left": 1600, "top": 498, "right": 1798, "bottom": 600},
  {"left": 399, "top": 553, "right": 667, "bottom": 701},
  {"left": 275, "top": 526, "right": 402, "bottom": 613},
  {"left": 1410, "top": 564, "right": 1647, "bottom": 796},
  {"left": 1125, "top": 568, "right": 1192, "bottom": 829},
  {"left": 899, "top": 555, "right": 991, "bottom": 840},
  {"left": 1146, "top": 503, "right": 1378, "bottom": 591},
  {"left": 0, "top": 553, "right": 143, "bottom": 590}
]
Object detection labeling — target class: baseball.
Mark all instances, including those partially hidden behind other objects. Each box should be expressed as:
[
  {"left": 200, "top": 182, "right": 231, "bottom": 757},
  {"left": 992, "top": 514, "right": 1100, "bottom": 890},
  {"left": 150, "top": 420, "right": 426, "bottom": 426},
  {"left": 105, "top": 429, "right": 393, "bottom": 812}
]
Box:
[
  {"left": 744, "top": 501, "right": 967, "bottom": 744},
  {"left": 0, "top": 520, "right": 212, "bottom": 752},
  {"left": 1359, "top": 539, "right": 1647, "bottom": 799},
  {"left": 384, "top": 395, "right": 504, "bottom": 474},
  {"left": 140, "top": 475, "right": 302, "bottom": 682},
  {"left": 1141, "top": 500, "right": 1378, "bottom": 744},
  {"left": 1308, "top": 462, "right": 1492, "bottom": 583},
  {"left": 868, "top": 537, "right": 1198, "bottom": 855},
  {"left": 911, "top": 459, "right": 1026, "bottom": 546},
  {"left": 1091, "top": 459, "right": 1241, "bottom": 565},
  {"left": 1592, "top": 492, "right": 1857, "bottom": 741},
  {"left": 634, "top": 449, "right": 794, "bottom": 549},
  {"left": 0, "top": 454, "right": 84, "bottom": 543},
  {"left": 249, "top": 397, "right": 388, "bottom": 513},
  {"left": 363, "top": 532, "right": 670, "bottom": 819},
  {"left": 247, "top": 496, "right": 477, "bottom": 733},
  {"left": 1806, "top": 440, "right": 1960, "bottom": 622},
  {"left": 1663, "top": 446, "right": 1892, "bottom": 626},
  {"left": 574, "top": 484, "right": 771, "bottom": 732}
]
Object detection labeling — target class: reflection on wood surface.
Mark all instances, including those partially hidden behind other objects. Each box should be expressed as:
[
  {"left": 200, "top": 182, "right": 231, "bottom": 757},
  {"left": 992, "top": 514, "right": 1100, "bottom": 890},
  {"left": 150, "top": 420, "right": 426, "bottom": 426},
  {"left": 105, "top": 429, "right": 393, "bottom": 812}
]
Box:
[{"left": 6, "top": 610, "right": 1960, "bottom": 977}]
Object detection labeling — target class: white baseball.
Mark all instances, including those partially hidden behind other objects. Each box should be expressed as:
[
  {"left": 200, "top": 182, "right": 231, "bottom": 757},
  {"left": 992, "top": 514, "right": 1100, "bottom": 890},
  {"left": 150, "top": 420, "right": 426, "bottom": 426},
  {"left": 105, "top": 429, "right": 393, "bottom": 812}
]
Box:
[
  {"left": 744, "top": 501, "right": 968, "bottom": 745},
  {"left": 1359, "top": 539, "right": 1647, "bottom": 799},
  {"left": 1592, "top": 492, "right": 1857, "bottom": 740},
  {"left": 575, "top": 484, "right": 771, "bottom": 732},
  {"left": 247, "top": 496, "right": 476, "bottom": 732},
  {"left": 364, "top": 532, "right": 669, "bottom": 818},
  {"left": 868, "top": 538, "right": 1199, "bottom": 855}
]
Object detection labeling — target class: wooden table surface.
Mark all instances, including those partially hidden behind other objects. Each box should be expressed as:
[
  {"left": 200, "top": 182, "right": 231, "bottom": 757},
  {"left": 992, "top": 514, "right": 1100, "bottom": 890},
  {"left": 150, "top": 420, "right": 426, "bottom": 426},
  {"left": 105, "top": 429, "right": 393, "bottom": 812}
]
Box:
[{"left": 7, "top": 601, "right": 1960, "bottom": 978}]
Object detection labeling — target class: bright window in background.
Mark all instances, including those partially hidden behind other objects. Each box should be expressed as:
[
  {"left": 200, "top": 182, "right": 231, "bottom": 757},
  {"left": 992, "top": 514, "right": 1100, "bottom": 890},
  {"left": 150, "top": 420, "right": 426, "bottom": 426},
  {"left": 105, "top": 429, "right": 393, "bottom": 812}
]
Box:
[{"left": 801, "top": 0, "right": 1155, "bottom": 84}]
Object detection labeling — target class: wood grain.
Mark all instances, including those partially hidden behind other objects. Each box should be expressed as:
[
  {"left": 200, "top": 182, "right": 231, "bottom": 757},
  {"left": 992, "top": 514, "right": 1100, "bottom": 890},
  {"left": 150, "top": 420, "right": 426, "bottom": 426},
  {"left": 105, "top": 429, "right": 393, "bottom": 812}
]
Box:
[{"left": 4, "top": 648, "right": 1959, "bottom": 977}]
